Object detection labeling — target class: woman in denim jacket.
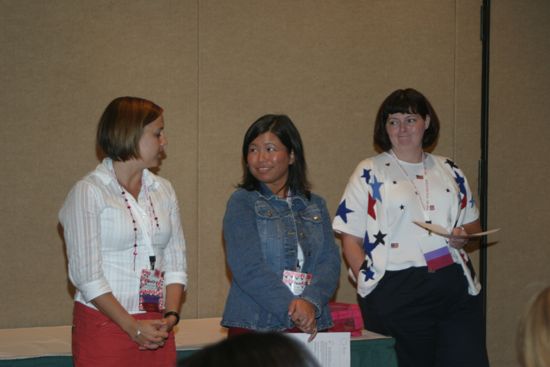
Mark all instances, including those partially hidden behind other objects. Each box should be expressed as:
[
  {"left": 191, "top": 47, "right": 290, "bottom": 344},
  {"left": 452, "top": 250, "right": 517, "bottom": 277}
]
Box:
[{"left": 221, "top": 114, "right": 341, "bottom": 339}]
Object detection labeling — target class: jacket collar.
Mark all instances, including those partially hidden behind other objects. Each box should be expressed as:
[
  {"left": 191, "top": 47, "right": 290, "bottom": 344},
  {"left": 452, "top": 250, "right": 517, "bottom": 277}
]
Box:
[{"left": 257, "top": 182, "right": 308, "bottom": 207}]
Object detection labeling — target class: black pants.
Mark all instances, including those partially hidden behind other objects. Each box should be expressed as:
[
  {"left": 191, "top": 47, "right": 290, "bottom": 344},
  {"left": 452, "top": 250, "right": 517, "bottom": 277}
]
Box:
[{"left": 359, "top": 264, "right": 489, "bottom": 367}]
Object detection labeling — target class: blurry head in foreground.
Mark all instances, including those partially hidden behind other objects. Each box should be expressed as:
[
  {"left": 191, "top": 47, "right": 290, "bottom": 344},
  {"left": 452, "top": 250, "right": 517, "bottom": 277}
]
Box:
[
  {"left": 180, "top": 332, "right": 320, "bottom": 367},
  {"left": 517, "top": 286, "right": 550, "bottom": 367}
]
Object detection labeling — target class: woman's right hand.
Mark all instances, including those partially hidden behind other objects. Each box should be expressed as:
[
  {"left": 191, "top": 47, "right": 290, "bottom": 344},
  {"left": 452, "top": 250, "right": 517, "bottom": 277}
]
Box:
[
  {"left": 132, "top": 319, "right": 169, "bottom": 350},
  {"left": 288, "top": 299, "right": 318, "bottom": 340},
  {"left": 92, "top": 294, "right": 170, "bottom": 350}
]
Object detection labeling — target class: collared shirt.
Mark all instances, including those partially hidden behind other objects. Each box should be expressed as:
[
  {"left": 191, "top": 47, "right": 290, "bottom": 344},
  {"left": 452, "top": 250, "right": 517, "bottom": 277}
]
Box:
[{"left": 59, "top": 158, "right": 187, "bottom": 313}]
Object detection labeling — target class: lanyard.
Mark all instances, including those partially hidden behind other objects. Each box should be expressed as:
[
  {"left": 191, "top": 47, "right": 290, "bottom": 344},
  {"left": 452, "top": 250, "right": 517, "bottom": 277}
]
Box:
[
  {"left": 111, "top": 164, "right": 160, "bottom": 270},
  {"left": 285, "top": 192, "right": 304, "bottom": 271},
  {"left": 390, "top": 150, "right": 431, "bottom": 221}
]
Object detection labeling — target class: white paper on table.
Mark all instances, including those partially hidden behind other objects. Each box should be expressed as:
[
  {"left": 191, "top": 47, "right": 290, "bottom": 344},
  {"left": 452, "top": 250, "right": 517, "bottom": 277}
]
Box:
[
  {"left": 288, "top": 332, "right": 350, "bottom": 367},
  {"left": 413, "top": 221, "right": 500, "bottom": 239}
]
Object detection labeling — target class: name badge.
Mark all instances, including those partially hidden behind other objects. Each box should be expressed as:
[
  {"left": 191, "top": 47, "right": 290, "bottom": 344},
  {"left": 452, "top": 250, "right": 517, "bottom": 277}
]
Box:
[
  {"left": 282, "top": 270, "right": 312, "bottom": 296},
  {"left": 419, "top": 235, "right": 454, "bottom": 272},
  {"left": 139, "top": 269, "right": 165, "bottom": 312}
]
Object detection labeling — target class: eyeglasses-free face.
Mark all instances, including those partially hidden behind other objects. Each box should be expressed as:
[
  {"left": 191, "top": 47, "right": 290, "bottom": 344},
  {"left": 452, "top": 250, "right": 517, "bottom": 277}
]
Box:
[
  {"left": 247, "top": 131, "right": 295, "bottom": 196},
  {"left": 386, "top": 113, "right": 430, "bottom": 157}
]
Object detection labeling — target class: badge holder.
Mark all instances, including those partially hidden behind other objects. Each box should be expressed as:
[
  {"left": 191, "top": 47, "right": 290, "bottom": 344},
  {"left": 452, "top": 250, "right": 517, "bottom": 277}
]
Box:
[
  {"left": 282, "top": 270, "right": 313, "bottom": 296},
  {"left": 139, "top": 256, "right": 165, "bottom": 312},
  {"left": 419, "top": 234, "right": 454, "bottom": 272}
]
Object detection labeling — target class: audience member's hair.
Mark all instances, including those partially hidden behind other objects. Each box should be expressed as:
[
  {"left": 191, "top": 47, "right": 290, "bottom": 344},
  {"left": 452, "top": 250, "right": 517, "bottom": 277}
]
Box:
[
  {"left": 180, "top": 332, "right": 320, "bottom": 367},
  {"left": 517, "top": 286, "right": 550, "bottom": 367}
]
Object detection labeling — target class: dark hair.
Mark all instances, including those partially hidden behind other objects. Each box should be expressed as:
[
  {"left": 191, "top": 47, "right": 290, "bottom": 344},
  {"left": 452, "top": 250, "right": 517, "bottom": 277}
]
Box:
[
  {"left": 96, "top": 96, "right": 164, "bottom": 161},
  {"left": 373, "top": 88, "right": 440, "bottom": 151},
  {"left": 180, "top": 332, "right": 320, "bottom": 367},
  {"left": 239, "top": 114, "right": 311, "bottom": 198}
]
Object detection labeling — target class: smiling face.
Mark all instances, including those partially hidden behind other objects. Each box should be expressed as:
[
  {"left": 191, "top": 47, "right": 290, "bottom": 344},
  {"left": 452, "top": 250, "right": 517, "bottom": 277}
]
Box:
[
  {"left": 386, "top": 112, "right": 430, "bottom": 161},
  {"left": 246, "top": 131, "right": 295, "bottom": 196},
  {"left": 138, "top": 115, "right": 167, "bottom": 169}
]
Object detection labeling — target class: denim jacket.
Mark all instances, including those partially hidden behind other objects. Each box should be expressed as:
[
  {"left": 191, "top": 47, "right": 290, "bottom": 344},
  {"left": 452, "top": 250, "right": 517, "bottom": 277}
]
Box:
[{"left": 221, "top": 184, "right": 341, "bottom": 331}]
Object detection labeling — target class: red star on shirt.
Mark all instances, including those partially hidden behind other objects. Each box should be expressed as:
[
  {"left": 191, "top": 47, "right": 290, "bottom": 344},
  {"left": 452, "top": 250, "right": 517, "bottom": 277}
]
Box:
[{"left": 368, "top": 192, "right": 376, "bottom": 220}]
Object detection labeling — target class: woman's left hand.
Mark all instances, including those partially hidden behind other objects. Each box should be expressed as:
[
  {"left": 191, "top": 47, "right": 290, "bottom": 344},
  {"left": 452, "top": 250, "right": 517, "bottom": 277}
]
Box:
[
  {"left": 134, "top": 319, "right": 169, "bottom": 350},
  {"left": 288, "top": 299, "right": 317, "bottom": 339},
  {"left": 160, "top": 315, "right": 178, "bottom": 333},
  {"left": 449, "top": 226, "right": 469, "bottom": 249}
]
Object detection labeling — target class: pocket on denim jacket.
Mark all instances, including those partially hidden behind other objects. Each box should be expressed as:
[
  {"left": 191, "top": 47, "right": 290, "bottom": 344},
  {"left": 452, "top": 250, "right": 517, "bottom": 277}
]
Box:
[
  {"left": 300, "top": 206, "right": 323, "bottom": 224},
  {"left": 299, "top": 206, "right": 325, "bottom": 251},
  {"left": 255, "top": 201, "right": 283, "bottom": 264},
  {"left": 255, "top": 201, "right": 281, "bottom": 220}
]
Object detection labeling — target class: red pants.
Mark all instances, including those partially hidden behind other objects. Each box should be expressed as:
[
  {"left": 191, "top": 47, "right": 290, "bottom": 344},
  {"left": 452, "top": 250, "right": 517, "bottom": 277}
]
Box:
[{"left": 72, "top": 302, "right": 176, "bottom": 367}]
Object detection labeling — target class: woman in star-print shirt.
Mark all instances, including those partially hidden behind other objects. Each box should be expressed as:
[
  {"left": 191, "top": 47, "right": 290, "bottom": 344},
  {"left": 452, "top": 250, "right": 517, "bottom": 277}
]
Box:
[{"left": 333, "top": 88, "right": 489, "bottom": 367}]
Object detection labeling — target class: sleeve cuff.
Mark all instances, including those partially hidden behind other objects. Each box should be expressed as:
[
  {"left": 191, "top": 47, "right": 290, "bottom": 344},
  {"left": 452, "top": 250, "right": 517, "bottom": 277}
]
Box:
[
  {"left": 300, "top": 295, "right": 322, "bottom": 318},
  {"left": 332, "top": 224, "right": 365, "bottom": 241},
  {"left": 164, "top": 271, "right": 187, "bottom": 288},
  {"left": 348, "top": 267, "right": 357, "bottom": 283},
  {"left": 79, "top": 278, "right": 112, "bottom": 303}
]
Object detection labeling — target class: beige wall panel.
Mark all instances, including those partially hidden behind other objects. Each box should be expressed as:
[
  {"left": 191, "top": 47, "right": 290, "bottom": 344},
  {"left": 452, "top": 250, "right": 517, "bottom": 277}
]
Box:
[
  {"left": 196, "top": 0, "right": 476, "bottom": 317},
  {"left": 488, "top": 1, "right": 550, "bottom": 366},
  {"left": 0, "top": 3, "right": 508, "bottom": 364},
  {"left": 454, "top": 1, "right": 484, "bottom": 273},
  {"left": 455, "top": 0, "right": 483, "bottom": 180},
  {"left": 0, "top": 0, "right": 198, "bottom": 327}
]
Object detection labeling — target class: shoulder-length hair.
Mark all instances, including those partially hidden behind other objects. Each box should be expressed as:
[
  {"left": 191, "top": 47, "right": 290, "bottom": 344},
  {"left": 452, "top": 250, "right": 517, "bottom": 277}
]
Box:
[
  {"left": 96, "top": 96, "right": 163, "bottom": 161},
  {"left": 373, "top": 88, "right": 440, "bottom": 152},
  {"left": 239, "top": 114, "right": 311, "bottom": 199}
]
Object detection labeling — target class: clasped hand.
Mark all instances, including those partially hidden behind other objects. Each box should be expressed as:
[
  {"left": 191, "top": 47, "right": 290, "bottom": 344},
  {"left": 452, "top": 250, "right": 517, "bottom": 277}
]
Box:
[
  {"left": 132, "top": 318, "right": 173, "bottom": 350},
  {"left": 288, "top": 299, "right": 318, "bottom": 341}
]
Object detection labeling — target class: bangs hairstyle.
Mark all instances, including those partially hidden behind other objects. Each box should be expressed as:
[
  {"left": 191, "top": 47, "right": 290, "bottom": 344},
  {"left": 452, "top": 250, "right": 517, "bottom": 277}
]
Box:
[
  {"left": 239, "top": 114, "right": 311, "bottom": 199},
  {"left": 96, "top": 96, "right": 163, "bottom": 161},
  {"left": 373, "top": 88, "right": 440, "bottom": 152}
]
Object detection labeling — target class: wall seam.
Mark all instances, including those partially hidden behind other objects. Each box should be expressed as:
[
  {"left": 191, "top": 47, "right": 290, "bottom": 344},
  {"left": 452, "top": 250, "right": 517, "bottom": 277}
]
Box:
[
  {"left": 453, "top": 0, "right": 458, "bottom": 160},
  {"left": 195, "top": 0, "right": 201, "bottom": 319}
]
